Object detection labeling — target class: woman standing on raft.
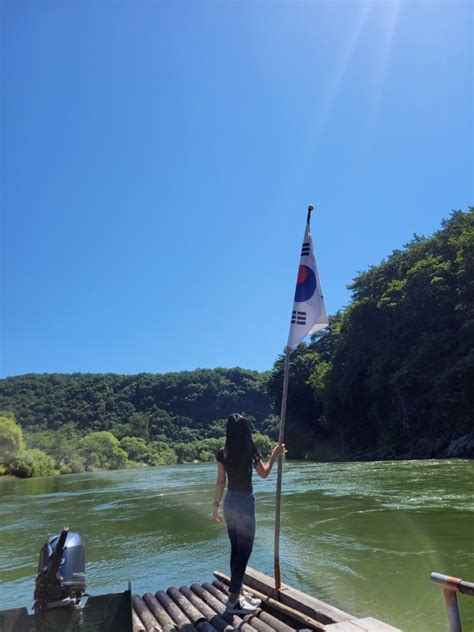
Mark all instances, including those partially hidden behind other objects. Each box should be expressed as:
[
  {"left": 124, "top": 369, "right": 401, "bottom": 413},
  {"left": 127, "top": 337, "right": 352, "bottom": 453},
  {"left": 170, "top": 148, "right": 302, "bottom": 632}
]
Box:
[{"left": 213, "top": 413, "right": 287, "bottom": 614}]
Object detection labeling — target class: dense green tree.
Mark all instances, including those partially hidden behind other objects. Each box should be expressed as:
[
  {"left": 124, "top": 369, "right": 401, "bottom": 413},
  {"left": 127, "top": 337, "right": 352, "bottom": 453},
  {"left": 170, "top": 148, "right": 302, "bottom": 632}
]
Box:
[
  {"left": 0, "top": 413, "right": 24, "bottom": 465},
  {"left": 149, "top": 441, "right": 178, "bottom": 465},
  {"left": 25, "top": 423, "right": 82, "bottom": 471},
  {"left": 79, "top": 431, "right": 128, "bottom": 470},
  {"left": 119, "top": 436, "right": 152, "bottom": 463},
  {"left": 127, "top": 413, "right": 151, "bottom": 441},
  {"left": 8, "top": 448, "right": 56, "bottom": 478},
  {"left": 252, "top": 433, "right": 273, "bottom": 457}
]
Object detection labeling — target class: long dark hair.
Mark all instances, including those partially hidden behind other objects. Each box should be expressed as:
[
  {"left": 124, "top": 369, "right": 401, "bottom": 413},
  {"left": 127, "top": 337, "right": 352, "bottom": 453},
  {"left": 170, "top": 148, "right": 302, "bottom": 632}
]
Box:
[{"left": 224, "top": 413, "right": 256, "bottom": 466}]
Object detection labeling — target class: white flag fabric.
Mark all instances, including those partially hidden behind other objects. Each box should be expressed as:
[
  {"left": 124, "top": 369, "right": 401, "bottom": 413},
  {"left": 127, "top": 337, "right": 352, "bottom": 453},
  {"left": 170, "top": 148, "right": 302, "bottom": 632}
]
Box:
[{"left": 287, "top": 219, "right": 328, "bottom": 349}]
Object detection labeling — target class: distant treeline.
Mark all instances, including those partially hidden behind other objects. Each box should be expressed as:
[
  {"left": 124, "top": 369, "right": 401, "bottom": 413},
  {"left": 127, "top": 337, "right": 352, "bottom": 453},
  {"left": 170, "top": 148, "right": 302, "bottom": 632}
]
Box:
[{"left": 1, "top": 209, "right": 473, "bottom": 477}]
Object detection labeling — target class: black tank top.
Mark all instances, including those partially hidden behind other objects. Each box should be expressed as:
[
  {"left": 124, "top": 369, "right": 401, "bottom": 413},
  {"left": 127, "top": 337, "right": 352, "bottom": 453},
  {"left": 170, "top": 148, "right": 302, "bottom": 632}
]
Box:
[{"left": 216, "top": 447, "right": 261, "bottom": 492}]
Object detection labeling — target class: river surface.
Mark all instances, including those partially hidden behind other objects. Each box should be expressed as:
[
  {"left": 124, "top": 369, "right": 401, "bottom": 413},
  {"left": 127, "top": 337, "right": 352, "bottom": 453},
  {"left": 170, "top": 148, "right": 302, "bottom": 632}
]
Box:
[{"left": 1, "top": 460, "right": 473, "bottom": 631}]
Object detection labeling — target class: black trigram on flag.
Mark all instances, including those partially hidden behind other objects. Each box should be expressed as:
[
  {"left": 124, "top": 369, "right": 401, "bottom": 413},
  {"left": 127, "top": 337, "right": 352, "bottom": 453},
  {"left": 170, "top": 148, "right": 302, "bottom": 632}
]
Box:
[
  {"left": 301, "top": 242, "right": 310, "bottom": 257},
  {"left": 291, "top": 310, "right": 306, "bottom": 325}
]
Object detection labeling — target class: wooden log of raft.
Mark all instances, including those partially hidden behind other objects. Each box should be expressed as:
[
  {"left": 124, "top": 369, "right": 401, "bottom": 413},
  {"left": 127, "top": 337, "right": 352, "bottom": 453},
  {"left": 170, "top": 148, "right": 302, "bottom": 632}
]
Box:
[
  {"left": 133, "top": 609, "right": 146, "bottom": 632},
  {"left": 213, "top": 574, "right": 325, "bottom": 631},
  {"left": 178, "top": 586, "right": 234, "bottom": 632},
  {"left": 189, "top": 583, "right": 241, "bottom": 621},
  {"left": 202, "top": 582, "right": 275, "bottom": 632},
  {"left": 155, "top": 590, "right": 196, "bottom": 632},
  {"left": 212, "top": 579, "right": 300, "bottom": 632},
  {"left": 197, "top": 583, "right": 261, "bottom": 632},
  {"left": 143, "top": 593, "right": 180, "bottom": 632},
  {"left": 132, "top": 594, "right": 162, "bottom": 632},
  {"left": 225, "top": 567, "right": 352, "bottom": 625},
  {"left": 167, "top": 587, "right": 217, "bottom": 632},
  {"left": 253, "top": 605, "right": 297, "bottom": 632},
  {"left": 188, "top": 583, "right": 231, "bottom": 618},
  {"left": 198, "top": 583, "right": 261, "bottom": 632}
]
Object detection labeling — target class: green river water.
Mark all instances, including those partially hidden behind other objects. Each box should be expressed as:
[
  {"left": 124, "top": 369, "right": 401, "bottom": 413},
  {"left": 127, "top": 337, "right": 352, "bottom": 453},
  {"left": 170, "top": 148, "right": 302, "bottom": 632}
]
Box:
[{"left": 1, "top": 460, "right": 473, "bottom": 631}]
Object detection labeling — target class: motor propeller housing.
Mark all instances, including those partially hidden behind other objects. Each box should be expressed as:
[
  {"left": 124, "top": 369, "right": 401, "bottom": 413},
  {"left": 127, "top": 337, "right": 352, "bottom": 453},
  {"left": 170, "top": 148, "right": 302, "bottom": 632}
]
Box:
[{"left": 34, "top": 527, "right": 86, "bottom": 611}]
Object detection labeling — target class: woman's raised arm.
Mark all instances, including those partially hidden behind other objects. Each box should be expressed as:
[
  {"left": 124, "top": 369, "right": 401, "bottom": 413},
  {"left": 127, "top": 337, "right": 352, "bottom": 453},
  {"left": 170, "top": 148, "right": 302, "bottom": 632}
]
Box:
[{"left": 255, "top": 443, "right": 287, "bottom": 479}]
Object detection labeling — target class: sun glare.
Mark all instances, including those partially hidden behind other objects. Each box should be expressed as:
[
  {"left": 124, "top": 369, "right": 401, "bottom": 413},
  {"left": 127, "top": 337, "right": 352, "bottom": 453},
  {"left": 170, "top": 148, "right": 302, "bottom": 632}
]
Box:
[
  {"left": 308, "top": 1, "right": 402, "bottom": 148},
  {"left": 372, "top": 0, "right": 402, "bottom": 116}
]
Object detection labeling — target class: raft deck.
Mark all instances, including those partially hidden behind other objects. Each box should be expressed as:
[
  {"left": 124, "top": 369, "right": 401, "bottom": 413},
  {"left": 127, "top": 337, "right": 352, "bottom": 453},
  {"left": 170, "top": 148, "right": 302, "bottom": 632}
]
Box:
[{"left": 131, "top": 567, "right": 401, "bottom": 632}]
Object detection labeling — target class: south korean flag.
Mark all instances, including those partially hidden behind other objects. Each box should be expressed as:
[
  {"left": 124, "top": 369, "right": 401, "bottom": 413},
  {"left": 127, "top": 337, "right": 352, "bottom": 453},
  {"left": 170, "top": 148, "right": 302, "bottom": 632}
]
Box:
[{"left": 287, "top": 217, "right": 328, "bottom": 349}]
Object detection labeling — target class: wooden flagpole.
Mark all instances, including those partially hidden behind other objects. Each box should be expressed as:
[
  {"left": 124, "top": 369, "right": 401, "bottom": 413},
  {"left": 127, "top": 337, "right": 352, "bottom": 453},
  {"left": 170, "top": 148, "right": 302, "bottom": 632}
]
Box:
[
  {"left": 274, "top": 205, "right": 314, "bottom": 592},
  {"left": 274, "top": 345, "right": 291, "bottom": 591}
]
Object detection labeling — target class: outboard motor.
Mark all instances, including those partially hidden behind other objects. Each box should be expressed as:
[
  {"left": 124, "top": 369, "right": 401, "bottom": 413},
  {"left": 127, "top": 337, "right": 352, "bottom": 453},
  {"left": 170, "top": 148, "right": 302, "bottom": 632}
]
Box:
[{"left": 34, "top": 527, "right": 86, "bottom": 612}]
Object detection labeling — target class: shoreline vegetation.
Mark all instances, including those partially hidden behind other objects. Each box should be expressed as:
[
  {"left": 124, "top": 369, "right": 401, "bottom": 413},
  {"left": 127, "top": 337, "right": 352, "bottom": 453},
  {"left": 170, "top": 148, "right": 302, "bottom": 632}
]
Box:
[
  {"left": 0, "top": 411, "right": 275, "bottom": 479},
  {"left": 1, "top": 209, "right": 473, "bottom": 479}
]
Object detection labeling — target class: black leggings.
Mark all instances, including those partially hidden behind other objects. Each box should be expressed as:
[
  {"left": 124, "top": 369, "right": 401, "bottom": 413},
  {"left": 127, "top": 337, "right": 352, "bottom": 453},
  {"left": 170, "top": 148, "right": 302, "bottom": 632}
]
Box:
[{"left": 223, "top": 491, "right": 256, "bottom": 594}]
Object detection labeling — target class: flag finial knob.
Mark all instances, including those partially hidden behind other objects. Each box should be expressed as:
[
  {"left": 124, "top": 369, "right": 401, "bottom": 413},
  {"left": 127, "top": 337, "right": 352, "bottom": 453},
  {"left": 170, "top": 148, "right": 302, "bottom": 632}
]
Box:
[{"left": 308, "top": 204, "right": 314, "bottom": 212}]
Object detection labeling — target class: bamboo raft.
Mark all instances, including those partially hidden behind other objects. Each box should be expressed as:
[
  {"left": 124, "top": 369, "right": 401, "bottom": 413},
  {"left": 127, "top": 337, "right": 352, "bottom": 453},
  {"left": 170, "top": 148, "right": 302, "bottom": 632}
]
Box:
[{"left": 131, "top": 567, "right": 401, "bottom": 632}]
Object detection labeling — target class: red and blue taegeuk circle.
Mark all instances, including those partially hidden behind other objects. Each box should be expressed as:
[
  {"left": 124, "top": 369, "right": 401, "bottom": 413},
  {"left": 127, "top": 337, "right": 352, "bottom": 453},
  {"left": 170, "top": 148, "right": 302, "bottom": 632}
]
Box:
[{"left": 294, "top": 265, "right": 317, "bottom": 302}]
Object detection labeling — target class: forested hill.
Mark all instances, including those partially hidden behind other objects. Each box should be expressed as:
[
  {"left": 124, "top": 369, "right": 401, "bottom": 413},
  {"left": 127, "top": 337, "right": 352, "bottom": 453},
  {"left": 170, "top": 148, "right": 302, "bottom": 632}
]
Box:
[
  {"left": 268, "top": 208, "right": 474, "bottom": 460},
  {"left": 0, "top": 369, "right": 275, "bottom": 441}
]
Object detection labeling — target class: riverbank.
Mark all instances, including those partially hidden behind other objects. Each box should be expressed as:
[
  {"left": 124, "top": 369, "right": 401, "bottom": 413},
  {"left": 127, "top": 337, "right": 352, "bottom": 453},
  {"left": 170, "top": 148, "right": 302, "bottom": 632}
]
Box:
[
  {"left": 3, "top": 446, "right": 474, "bottom": 482},
  {"left": 308, "top": 431, "right": 474, "bottom": 462},
  {"left": 0, "top": 458, "right": 208, "bottom": 480},
  {"left": 3, "top": 451, "right": 474, "bottom": 482}
]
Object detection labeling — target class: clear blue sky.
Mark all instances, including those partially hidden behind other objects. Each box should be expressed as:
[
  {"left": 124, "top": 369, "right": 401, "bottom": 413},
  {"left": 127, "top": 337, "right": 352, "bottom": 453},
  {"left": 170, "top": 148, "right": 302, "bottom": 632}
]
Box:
[{"left": 1, "top": 1, "right": 472, "bottom": 377}]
